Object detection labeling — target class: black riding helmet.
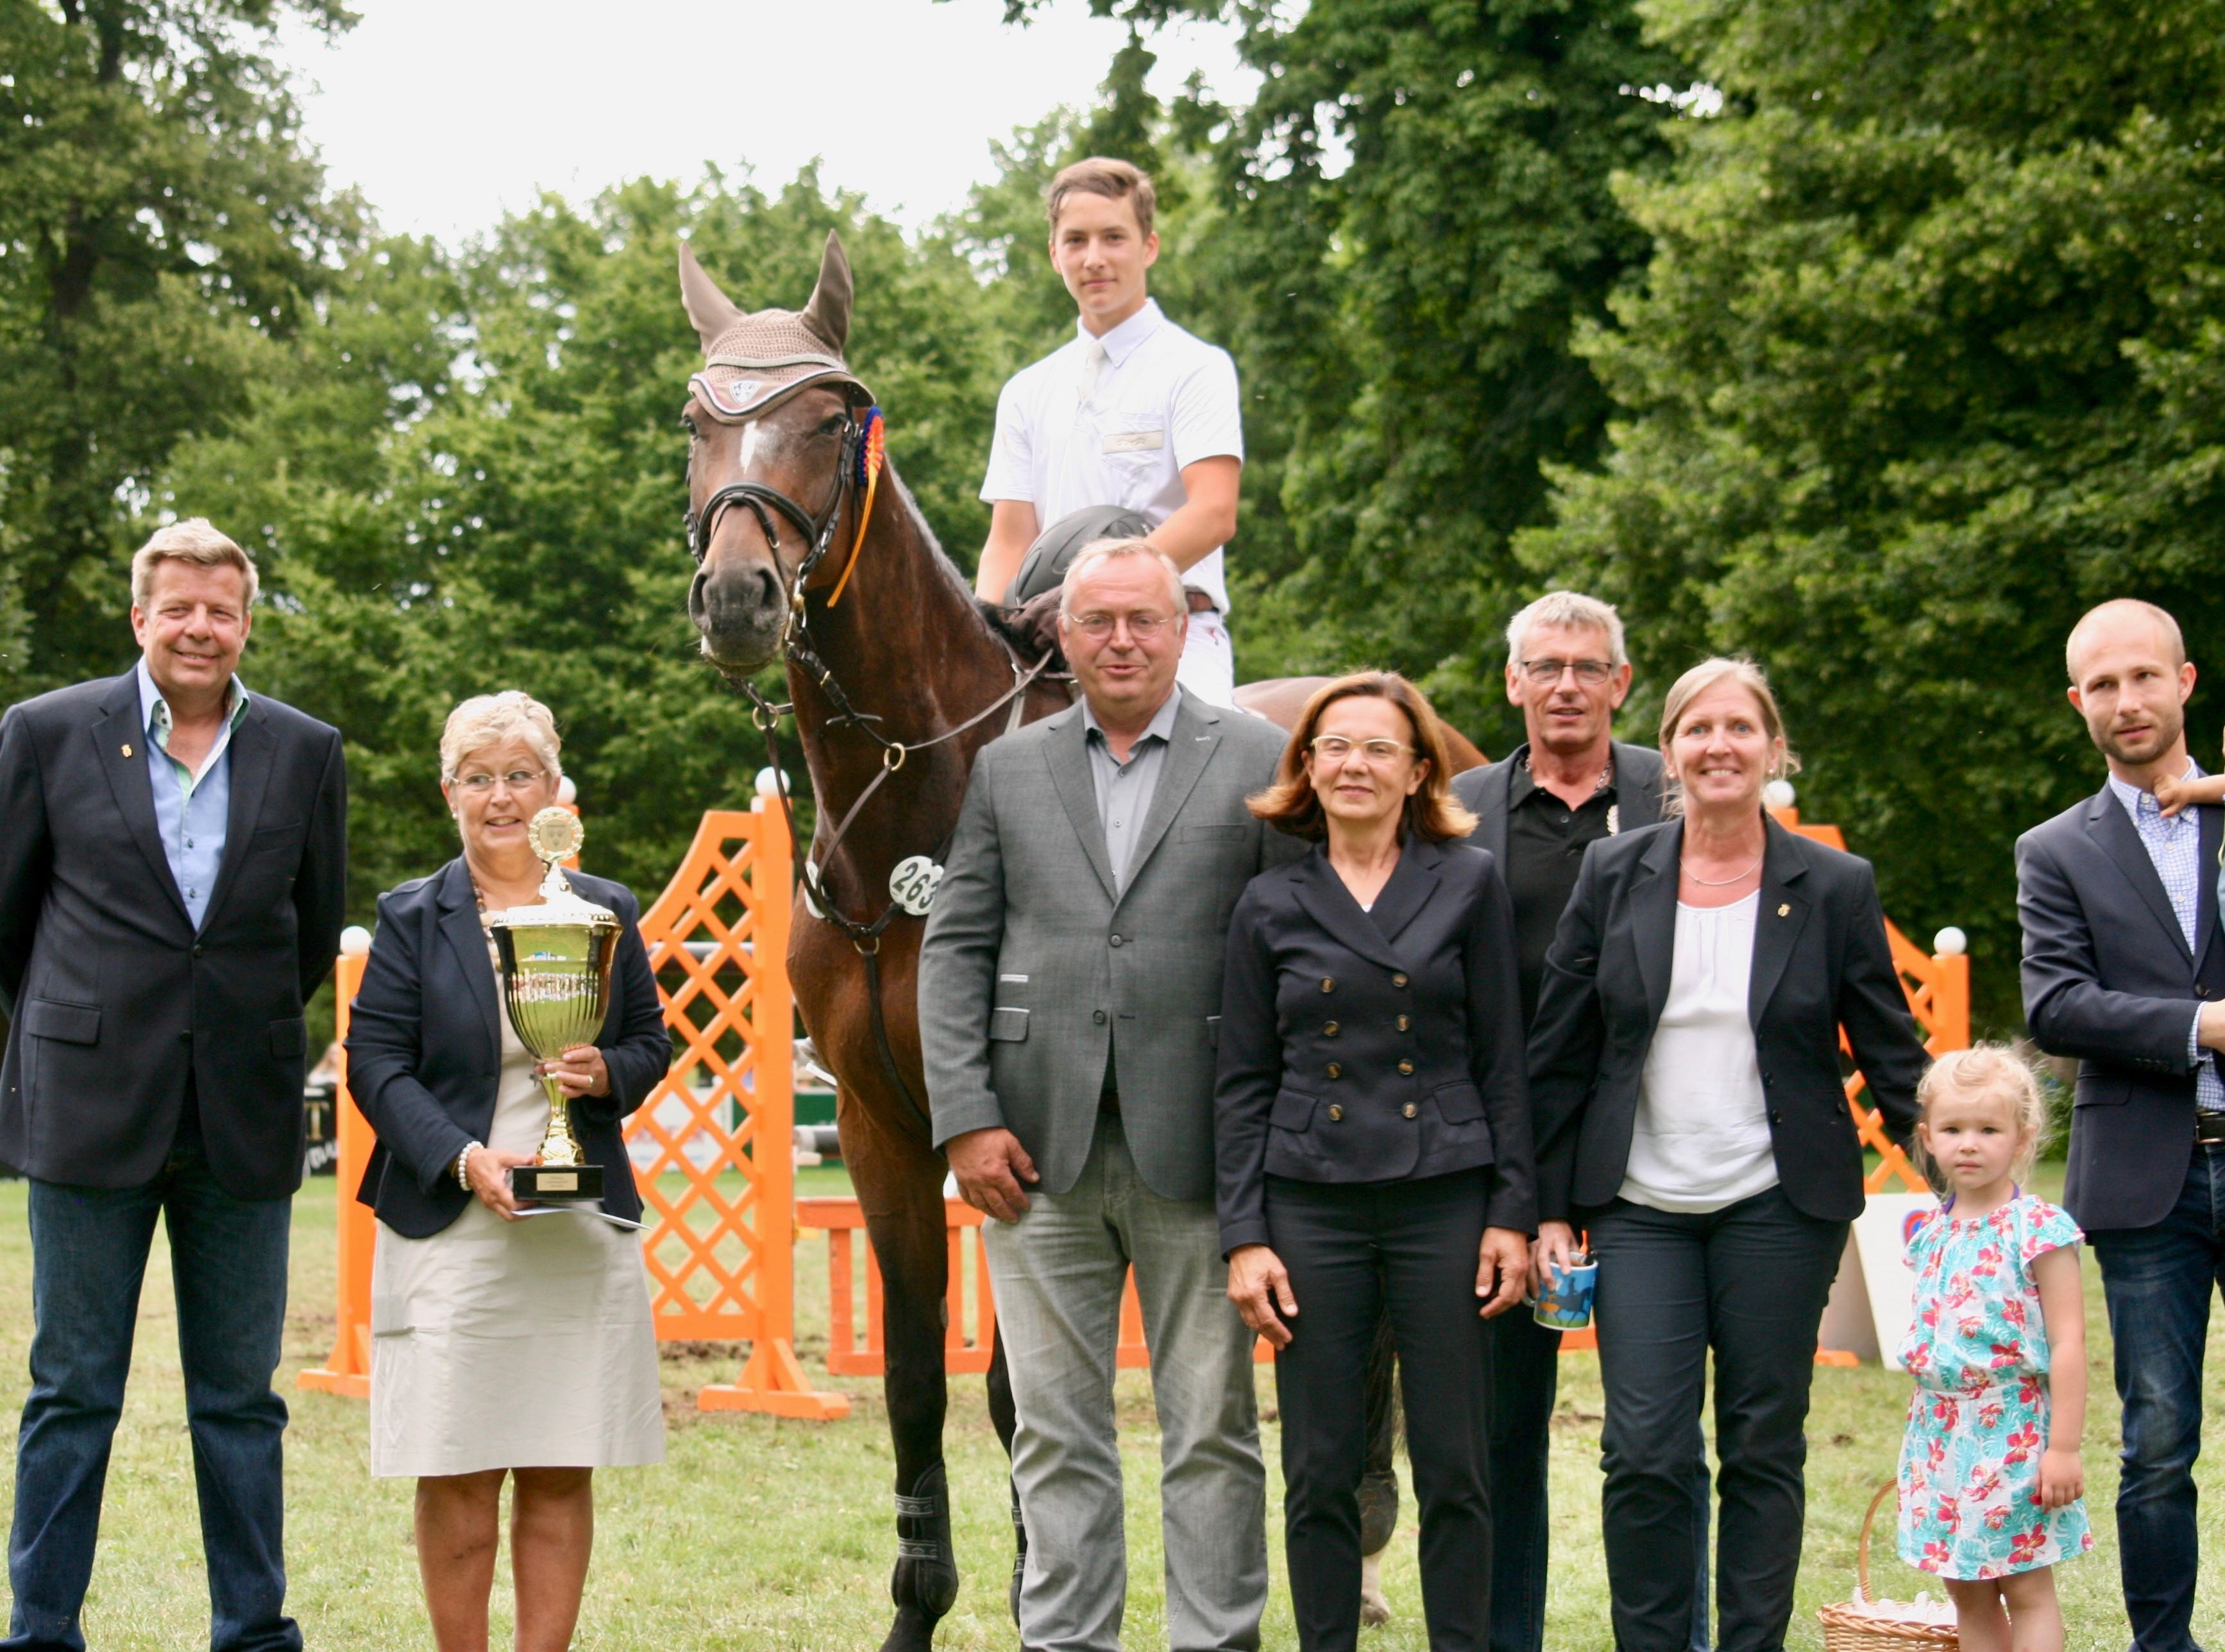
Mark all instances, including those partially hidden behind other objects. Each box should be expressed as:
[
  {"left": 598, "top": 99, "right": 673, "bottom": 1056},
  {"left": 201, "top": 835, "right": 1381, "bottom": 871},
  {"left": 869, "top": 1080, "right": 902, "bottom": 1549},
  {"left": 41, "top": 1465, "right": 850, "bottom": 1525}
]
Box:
[{"left": 1005, "top": 505, "right": 1156, "bottom": 607}]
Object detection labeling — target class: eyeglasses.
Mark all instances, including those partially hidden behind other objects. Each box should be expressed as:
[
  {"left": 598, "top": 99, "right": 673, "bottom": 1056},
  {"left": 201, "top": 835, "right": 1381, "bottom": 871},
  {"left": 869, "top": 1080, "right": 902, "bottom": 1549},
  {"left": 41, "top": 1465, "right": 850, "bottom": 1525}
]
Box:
[
  {"left": 453, "top": 768, "right": 548, "bottom": 793},
  {"left": 1519, "top": 657, "right": 1616, "bottom": 686},
  {"left": 1067, "top": 610, "right": 1173, "bottom": 640},
  {"left": 1308, "top": 735, "right": 1414, "bottom": 764}
]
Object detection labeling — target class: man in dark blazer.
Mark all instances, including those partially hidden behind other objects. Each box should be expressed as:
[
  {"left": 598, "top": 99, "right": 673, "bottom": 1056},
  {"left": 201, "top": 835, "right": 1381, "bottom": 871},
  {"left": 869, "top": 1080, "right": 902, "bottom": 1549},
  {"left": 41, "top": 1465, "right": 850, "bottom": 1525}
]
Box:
[
  {"left": 2019, "top": 598, "right": 2225, "bottom": 1652},
  {"left": 0, "top": 521, "right": 345, "bottom": 1652},
  {"left": 1448, "top": 591, "right": 1698, "bottom": 1652}
]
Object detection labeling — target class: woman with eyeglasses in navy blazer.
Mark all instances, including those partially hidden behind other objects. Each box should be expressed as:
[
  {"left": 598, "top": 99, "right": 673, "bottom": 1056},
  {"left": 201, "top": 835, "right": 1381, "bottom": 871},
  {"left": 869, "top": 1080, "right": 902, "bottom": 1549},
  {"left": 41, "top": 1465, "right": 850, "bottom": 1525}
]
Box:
[{"left": 1215, "top": 671, "right": 1536, "bottom": 1652}]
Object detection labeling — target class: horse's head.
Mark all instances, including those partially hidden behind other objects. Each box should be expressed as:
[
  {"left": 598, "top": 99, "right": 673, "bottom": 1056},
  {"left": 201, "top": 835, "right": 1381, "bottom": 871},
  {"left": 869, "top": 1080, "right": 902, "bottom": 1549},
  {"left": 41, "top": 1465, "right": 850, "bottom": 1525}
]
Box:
[{"left": 679, "top": 231, "right": 874, "bottom": 677}]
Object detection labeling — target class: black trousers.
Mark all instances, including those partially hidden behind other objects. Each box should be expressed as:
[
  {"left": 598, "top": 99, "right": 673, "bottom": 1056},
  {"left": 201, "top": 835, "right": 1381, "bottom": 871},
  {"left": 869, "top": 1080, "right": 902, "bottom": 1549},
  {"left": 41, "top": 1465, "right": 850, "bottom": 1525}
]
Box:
[
  {"left": 1269, "top": 1169, "right": 1493, "bottom": 1652},
  {"left": 1486, "top": 1308, "right": 1714, "bottom": 1652},
  {"left": 1586, "top": 1186, "right": 1845, "bottom": 1652}
]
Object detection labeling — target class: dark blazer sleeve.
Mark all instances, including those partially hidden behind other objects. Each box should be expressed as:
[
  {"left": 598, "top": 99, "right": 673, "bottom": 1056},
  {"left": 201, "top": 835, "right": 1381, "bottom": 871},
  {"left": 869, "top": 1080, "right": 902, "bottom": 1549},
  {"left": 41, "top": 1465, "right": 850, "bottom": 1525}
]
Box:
[
  {"left": 0, "top": 706, "right": 53, "bottom": 1017},
  {"left": 346, "top": 890, "right": 477, "bottom": 1197},
  {"left": 1464, "top": 854, "right": 1536, "bottom": 1232},
  {"left": 1836, "top": 860, "right": 1924, "bottom": 1145},
  {"left": 2018, "top": 825, "right": 2201, "bottom": 1072},
  {"left": 573, "top": 888, "right": 668, "bottom": 1129},
  {"left": 1525, "top": 847, "right": 1608, "bottom": 1225},
  {"left": 1214, "top": 881, "right": 1284, "bottom": 1255},
  {"left": 292, "top": 728, "right": 348, "bottom": 1004}
]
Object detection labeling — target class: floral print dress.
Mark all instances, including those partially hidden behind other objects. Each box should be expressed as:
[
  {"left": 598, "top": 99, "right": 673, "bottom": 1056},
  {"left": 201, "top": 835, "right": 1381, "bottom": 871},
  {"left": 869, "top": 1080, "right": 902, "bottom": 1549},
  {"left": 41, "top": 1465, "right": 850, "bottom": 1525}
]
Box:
[{"left": 1895, "top": 1193, "right": 2094, "bottom": 1580}]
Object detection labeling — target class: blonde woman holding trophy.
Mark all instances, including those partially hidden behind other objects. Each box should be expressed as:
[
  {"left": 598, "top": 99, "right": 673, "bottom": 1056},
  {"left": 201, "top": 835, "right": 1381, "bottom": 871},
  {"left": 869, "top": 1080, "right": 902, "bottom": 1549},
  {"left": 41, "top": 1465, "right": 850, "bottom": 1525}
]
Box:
[{"left": 345, "top": 691, "right": 666, "bottom": 1652}]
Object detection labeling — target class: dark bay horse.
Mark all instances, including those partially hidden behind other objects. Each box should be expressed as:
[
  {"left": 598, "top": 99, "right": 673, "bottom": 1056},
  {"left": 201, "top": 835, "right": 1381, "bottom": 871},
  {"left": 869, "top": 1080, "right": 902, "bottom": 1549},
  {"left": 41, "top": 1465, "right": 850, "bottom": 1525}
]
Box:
[{"left": 679, "top": 233, "right": 1477, "bottom": 1651}]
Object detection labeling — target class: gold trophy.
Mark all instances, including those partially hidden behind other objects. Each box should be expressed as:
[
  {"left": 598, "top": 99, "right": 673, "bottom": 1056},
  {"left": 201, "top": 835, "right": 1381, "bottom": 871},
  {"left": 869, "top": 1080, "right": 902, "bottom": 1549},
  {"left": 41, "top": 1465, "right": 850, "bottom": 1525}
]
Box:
[{"left": 487, "top": 807, "right": 617, "bottom": 1204}]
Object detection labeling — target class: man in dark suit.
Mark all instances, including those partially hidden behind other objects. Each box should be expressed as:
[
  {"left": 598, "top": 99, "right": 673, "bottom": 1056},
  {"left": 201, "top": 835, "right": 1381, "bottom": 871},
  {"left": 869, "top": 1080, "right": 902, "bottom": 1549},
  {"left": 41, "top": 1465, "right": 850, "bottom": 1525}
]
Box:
[
  {"left": 1449, "top": 591, "right": 1700, "bottom": 1652},
  {"left": 0, "top": 520, "right": 346, "bottom": 1652},
  {"left": 2019, "top": 598, "right": 2225, "bottom": 1652}
]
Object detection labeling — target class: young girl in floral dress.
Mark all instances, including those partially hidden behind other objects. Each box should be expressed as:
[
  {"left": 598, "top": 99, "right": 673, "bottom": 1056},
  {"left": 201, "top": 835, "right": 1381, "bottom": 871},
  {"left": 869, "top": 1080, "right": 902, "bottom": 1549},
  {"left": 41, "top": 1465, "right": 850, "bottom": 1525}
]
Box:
[{"left": 1897, "top": 1045, "right": 2092, "bottom": 1652}]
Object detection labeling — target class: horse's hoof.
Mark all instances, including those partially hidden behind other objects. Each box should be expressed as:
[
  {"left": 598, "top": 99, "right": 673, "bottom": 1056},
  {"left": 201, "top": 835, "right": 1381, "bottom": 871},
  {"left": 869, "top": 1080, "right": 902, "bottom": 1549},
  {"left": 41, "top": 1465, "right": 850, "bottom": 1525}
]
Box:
[
  {"left": 1359, "top": 1549, "right": 1392, "bottom": 1628},
  {"left": 891, "top": 1462, "right": 961, "bottom": 1622},
  {"left": 878, "top": 1603, "right": 940, "bottom": 1652}
]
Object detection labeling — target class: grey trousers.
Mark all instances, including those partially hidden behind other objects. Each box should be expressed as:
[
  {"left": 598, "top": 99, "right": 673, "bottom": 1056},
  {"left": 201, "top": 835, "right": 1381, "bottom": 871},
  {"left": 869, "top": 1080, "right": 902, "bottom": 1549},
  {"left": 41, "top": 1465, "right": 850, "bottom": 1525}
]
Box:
[{"left": 983, "top": 1113, "right": 1268, "bottom": 1652}]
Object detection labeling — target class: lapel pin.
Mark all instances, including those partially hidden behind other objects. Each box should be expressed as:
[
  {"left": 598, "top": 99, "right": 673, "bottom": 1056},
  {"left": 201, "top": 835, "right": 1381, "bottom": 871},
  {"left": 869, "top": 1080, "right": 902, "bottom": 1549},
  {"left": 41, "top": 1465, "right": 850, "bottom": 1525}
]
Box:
[
  {"left": 1778, "top": 903, "right": 1791, "bottom": 917},
  {"left": 121, "top": 743, "right": 132, "bottom": 758}
]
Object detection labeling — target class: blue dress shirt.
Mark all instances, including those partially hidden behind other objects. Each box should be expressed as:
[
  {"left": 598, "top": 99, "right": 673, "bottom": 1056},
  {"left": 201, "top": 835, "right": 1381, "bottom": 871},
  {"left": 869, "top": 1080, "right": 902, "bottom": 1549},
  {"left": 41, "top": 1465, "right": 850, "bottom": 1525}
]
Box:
[{"left": 136, "top": 660, "right": 248, "bottom": 932}]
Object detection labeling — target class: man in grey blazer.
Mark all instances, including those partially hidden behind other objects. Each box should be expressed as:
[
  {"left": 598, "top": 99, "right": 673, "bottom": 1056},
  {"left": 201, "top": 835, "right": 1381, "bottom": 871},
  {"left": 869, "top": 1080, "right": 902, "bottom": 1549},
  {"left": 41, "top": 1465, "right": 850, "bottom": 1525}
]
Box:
[
  {"left": 1449, "top": 591, "right": 1703, "bottom": 1652},
  {"left": 2019, "top": 599, "right": 2225, "bottom": 1652},
  {"left": 922, "top": 537, "right": 1299, "bottom": 1652}
]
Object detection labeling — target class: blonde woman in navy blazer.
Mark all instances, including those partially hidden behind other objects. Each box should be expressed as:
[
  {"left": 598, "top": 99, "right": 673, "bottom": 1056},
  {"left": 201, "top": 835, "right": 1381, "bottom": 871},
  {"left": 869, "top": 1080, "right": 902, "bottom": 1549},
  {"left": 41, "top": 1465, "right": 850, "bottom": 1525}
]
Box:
[
  {"left": 1216, "top": 671, "right": 1536, "bottom": 1652},
  {"left": 1527, "top": 658, "right": 1925, "bottom": 1652}
]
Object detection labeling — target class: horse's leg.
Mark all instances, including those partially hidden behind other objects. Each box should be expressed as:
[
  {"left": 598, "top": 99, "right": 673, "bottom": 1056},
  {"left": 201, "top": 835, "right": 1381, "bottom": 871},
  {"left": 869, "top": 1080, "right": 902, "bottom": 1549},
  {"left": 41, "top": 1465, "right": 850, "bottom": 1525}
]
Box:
[
  {"left": 1358, "top": 1301, "right": 1401, "bottom": 1627},
  {"left": 986, "top": 1332, "right": 1024, "bottom": 1623},
  {"left": 843, "top": 1086, "right": 960, "bottom": 1652}
]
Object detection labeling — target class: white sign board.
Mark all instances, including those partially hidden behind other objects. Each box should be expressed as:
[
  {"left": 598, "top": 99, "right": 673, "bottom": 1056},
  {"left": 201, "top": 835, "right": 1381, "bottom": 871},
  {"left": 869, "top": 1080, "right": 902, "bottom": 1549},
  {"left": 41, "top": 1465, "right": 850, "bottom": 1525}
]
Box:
[{"left": 1850, "top": 1192, "right": 1941, "bottom": 1372}]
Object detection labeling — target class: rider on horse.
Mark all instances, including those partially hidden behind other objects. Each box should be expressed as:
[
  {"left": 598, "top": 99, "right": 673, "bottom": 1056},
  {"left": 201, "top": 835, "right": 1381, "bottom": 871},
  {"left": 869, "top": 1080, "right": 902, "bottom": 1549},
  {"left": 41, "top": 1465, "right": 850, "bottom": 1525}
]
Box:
[{"left": 971, "top": 156, "right": 1246, "bottom": 708}]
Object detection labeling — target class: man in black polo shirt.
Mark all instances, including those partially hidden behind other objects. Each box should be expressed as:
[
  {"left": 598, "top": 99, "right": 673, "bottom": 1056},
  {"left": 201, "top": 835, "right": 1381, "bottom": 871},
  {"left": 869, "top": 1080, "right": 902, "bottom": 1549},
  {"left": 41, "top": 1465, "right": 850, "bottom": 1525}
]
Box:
[{"left": 1451, "top": 591, "right": 1705, "bottom": 1652}]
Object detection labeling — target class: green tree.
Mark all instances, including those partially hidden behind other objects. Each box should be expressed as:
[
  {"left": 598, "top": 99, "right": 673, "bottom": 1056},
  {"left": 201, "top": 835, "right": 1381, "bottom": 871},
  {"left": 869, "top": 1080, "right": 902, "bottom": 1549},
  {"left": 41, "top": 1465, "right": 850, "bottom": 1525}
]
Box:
[
  {"left": 1519, "top": 0, "right": 2225, "bottom": 1024},
  {"left": 0, "top": 0, "right": 359, "bottom": 698}
]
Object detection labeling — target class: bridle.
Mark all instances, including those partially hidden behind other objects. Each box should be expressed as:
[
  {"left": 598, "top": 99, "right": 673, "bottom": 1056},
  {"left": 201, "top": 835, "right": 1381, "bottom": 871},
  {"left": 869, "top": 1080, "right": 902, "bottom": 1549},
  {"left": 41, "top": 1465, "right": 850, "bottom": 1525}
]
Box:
[{"left": 686, "top": 384, "right": 1055, "bottom": 1120}]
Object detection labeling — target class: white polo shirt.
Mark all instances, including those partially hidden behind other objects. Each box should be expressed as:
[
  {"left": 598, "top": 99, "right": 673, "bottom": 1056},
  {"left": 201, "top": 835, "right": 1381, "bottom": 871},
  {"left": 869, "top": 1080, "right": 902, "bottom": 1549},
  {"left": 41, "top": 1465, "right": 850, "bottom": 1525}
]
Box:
[{"left": 980, "top": 299, "right": 1244, "bottom": 613}]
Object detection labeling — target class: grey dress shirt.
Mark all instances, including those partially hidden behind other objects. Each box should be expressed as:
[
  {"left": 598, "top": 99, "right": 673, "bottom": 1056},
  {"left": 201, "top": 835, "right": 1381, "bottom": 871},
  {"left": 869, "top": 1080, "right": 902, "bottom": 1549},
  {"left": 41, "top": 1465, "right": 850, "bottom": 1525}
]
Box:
[{"left": 1081, "top": 689, "right": 1183, "bottom": 893}]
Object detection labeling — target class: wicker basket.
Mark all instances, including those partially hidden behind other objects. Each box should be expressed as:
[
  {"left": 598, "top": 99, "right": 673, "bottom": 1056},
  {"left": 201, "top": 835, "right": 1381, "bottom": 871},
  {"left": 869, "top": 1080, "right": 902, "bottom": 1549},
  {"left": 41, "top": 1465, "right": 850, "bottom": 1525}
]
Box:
[{"left": 1816, "top": 1481, "right": 1960, "bottom": 1650}]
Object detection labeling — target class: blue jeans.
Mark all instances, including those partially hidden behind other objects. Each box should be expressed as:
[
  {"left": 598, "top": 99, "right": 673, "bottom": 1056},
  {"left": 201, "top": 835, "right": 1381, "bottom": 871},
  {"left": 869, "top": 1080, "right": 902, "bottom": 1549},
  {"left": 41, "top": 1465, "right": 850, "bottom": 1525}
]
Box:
[
  {"left": 2088, "top": 1142, "right": 2225, "bottom": 1652},
  {"left": 5, "top": 1142, "right": 298, "bottom": 1652}
]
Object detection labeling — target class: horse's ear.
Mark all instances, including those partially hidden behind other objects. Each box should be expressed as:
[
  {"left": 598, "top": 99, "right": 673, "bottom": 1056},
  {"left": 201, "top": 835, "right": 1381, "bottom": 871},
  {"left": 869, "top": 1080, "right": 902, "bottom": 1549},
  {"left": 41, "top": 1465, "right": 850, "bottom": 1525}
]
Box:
[
  {"left": 679, "top": 241, "right": 744, "bottom": 352},
  {"left": 799, "top": 230, "right": 854, "bottom": 356}
]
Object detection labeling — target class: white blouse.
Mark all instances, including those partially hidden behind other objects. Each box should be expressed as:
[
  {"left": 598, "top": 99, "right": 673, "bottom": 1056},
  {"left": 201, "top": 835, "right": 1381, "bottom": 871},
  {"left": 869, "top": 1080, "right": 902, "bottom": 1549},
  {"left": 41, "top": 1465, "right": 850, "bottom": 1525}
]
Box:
[{"left": 1620, "top": 893, "right": 1781, "bottom": 1213}]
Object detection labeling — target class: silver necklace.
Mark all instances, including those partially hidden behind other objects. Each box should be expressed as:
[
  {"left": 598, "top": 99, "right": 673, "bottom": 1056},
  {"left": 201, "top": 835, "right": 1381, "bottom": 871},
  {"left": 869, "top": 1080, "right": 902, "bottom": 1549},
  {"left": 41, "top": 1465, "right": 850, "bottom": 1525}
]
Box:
[{"left": 1680, "top": 852, "right": 1763, "bottom": 888}]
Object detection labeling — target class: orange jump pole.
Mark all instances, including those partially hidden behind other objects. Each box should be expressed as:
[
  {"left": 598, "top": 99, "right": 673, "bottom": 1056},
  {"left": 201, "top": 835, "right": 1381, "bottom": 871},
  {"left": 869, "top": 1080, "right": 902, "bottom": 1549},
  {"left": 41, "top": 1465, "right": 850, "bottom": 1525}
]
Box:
[
  {"left": 800, "top": 1194, "right": 1274, "bottom": 1376},
  {"left": 298, "top": 941, "right": 373, "bottom": 1398}
]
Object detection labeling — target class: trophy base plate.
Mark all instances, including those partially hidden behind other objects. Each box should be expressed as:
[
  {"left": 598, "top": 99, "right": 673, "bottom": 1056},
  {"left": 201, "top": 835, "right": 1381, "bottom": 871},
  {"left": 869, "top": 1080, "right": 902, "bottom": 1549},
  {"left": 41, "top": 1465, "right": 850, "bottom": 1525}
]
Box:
[{"left": 511, "top": 1163, "right": 604, "bottom": 1204}]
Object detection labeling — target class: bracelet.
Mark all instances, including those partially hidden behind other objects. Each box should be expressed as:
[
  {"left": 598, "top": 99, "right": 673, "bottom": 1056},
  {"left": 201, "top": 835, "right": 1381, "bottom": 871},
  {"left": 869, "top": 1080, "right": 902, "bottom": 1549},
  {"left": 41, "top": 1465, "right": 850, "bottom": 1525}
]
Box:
[{"left": 456, "top": 1141, "right": 482, "bottom": 1192}]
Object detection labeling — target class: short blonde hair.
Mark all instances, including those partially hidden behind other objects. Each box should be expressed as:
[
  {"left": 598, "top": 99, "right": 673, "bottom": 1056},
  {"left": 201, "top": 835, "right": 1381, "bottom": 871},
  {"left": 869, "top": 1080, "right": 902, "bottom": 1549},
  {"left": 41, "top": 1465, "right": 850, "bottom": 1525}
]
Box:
[
  {"left": 1249, "top": 672, "right": 1480, "bottom": 843},
  {"left": 1505, "top": 591, "right": 1628, "bottom": 668},
  {"left": 1914, "top": 1044, "right": 2051, "bottom": 1188},
  {"left": 1047, "top": 156, "right": 1158, "bottom": 238},
  {"left": 439, "top": 691, "right": 563, "bottom": 786},
  {"left": 131, "top": 519, "right": 259, "bottom": 611},
  {"left": 1657, "top": 656, "right": 1800, "bottom": 817}
]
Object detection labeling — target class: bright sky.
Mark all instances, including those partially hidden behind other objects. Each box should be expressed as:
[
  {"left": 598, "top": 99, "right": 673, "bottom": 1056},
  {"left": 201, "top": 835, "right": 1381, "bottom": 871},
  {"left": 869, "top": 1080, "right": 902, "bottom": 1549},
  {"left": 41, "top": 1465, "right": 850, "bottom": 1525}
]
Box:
[{"left": 275, "top": 0, "right": 1256, "bottom": 245}]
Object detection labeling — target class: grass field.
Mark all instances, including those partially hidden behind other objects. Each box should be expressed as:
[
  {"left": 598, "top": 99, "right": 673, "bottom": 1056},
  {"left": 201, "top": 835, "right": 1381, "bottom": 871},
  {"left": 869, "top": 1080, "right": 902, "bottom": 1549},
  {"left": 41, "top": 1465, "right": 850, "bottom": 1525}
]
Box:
[{"left": 3, "top": 1167, "right": 2225, "bottom": 1649}]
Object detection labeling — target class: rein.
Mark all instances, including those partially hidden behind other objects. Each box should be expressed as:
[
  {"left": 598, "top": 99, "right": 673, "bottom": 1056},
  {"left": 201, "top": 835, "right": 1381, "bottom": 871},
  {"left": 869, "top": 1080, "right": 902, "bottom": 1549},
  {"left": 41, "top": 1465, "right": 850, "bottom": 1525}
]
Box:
[{"left": 693, "top": 400, "right": 1054, "bottom": 1123}]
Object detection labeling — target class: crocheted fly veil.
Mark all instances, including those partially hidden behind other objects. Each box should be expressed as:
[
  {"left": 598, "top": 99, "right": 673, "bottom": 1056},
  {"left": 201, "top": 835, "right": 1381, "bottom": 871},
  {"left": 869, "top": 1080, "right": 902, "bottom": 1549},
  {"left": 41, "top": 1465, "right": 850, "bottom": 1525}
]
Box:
[{"left": 679, "top": 230, "right": 873, "bottom": 421}]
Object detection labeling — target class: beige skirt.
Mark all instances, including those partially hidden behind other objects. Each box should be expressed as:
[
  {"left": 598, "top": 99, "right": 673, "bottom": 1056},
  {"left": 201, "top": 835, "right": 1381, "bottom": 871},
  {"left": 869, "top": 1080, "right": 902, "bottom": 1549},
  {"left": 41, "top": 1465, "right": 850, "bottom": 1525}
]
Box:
[
  {"left": 371, "top": 954, "right": 664, "bottom": 1478},
  {"left": 370, "top": 1199, "right": 666, "bottom": 1478}
]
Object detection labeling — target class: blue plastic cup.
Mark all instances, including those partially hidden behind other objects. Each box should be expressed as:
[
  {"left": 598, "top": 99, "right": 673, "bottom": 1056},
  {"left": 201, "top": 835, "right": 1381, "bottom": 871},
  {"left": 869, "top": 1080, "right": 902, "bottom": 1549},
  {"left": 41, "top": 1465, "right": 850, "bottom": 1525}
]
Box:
[{"left": 1531, "top": 1254, "right": 1598, "bottom": 1331}]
